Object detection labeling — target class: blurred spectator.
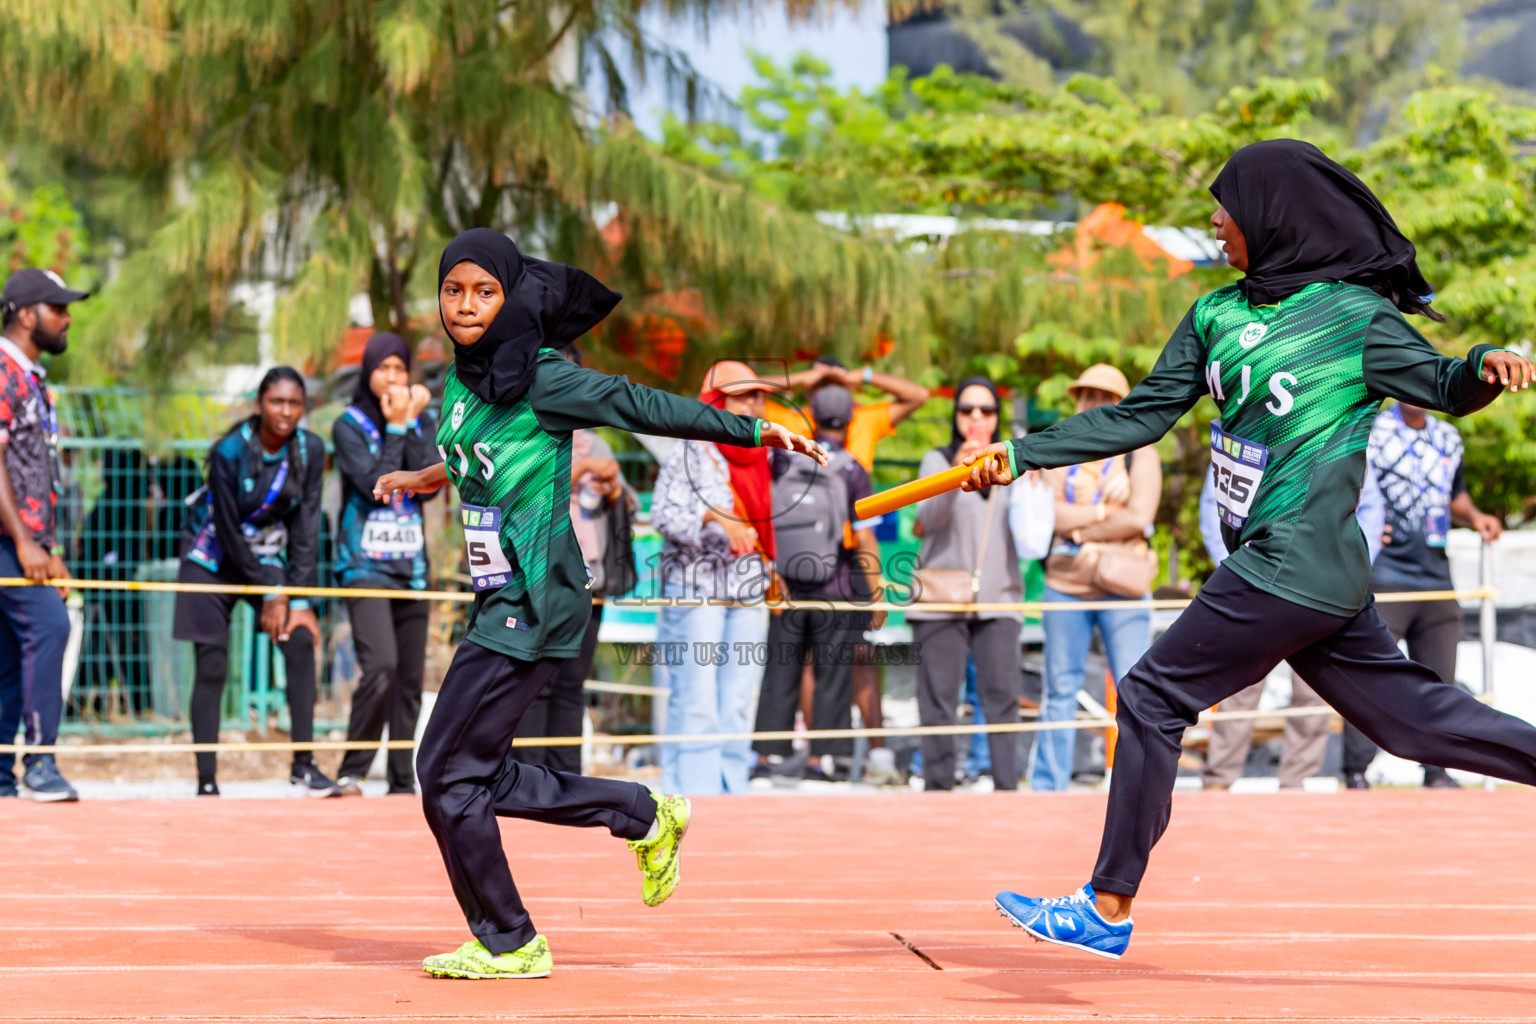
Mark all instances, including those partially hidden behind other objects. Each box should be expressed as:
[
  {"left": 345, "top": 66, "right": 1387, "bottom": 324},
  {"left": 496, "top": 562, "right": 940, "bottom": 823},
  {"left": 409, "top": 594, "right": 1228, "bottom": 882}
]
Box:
[
  {"left": 172, "top": 367, "right": 338, "bottom": 798},
  {"left": 910, "top": 375, "right": 1023, "bottom": 791},
  {"left": 765, "top": 355, "right": 930, "bottom": 472},
  {"left": 1343, "top": 402, "right": 1503, "bottom": 789},
  {"left": 1199, "top": 463, "right": 1385, "bottom": 789},
  {"left": 0, "top": 268, "right": 86, "bottom": 802},
  {"left": 765, "top": 357, "right": 929, "bottom": 781},
  {"left": 754, "top": 383, "right": 882, "bottom": 782},
  {"left": 1032, "top": 365, "right": 1159, "bottom": 792},
  {"left": 651, "top": 361, "right": 773, "bottom": 794},
  {"left": 331, "top": 333, "right": 442, "bottom": 796}
]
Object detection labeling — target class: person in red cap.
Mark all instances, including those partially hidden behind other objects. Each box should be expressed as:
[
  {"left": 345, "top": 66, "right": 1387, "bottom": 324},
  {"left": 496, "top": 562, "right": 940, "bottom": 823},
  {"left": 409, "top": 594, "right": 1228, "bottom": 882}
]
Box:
[{"left": 0, "top": 268, "right": 89, "bottom": 802}]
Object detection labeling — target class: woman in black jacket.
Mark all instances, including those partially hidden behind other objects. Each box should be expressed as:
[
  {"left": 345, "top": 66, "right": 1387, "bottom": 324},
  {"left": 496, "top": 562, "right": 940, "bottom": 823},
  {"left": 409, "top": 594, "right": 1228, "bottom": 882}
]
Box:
[
  {"left": 332, "top": 332, "right": 442, "bottom": 795},
  {"left": 173, "top": 366, "right": 337, "bottom": 798}
]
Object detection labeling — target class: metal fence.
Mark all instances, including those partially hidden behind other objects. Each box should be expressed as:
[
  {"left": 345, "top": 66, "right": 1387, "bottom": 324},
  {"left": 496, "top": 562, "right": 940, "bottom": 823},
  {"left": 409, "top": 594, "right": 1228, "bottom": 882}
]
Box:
[{"left": 54, "top": 388, "right": 354, "bottom": 735}]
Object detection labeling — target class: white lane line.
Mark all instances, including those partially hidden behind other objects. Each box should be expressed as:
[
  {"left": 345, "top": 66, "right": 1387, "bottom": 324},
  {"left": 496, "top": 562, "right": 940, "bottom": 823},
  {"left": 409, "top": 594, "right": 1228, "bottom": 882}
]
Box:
[
  {"left": 5, "top": 893, "right": 1535, "bottom": 912},
  {"left": 3, "top": 1017, "right": 1536, "bottom": 1024},
  {"left": 3, "top": 961, "right": 1536, "bottom": 981}
]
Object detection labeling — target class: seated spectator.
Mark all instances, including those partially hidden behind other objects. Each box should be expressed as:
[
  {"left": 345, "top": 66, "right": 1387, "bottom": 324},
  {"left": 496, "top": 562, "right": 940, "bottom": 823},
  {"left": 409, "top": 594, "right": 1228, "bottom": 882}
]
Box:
[
  {"left": 651, "top": 361, "right": 773, "bottom": 795},
  {"left": 1032, "top": 365, "right": 1159, "bottom": 792},
  {"left": 1199, "top": 462, "right": 1384, "bottom": 790},
  {"left": 910, "top": 376, "right": 1023, "bottom": 791},
  {"left": 754, "top": 384, "right": 882, "bottom": 782},
  {"left": 1343, "top": 402, "right": 1504, "bottom": 789}
]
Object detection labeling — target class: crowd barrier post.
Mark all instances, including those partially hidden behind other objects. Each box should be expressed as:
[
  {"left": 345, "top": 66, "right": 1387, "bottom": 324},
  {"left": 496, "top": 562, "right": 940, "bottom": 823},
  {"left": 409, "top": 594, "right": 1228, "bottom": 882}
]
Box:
[{"left": 1481, "top": 539, "right": 1497, "bottom": 793}]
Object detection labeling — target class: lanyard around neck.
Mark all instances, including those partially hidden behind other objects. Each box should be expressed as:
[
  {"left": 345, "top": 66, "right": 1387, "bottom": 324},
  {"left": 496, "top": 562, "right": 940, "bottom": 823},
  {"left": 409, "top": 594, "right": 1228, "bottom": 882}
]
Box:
[{"left": 1064, "top": 459, "right": 1115, "bottom": 505}]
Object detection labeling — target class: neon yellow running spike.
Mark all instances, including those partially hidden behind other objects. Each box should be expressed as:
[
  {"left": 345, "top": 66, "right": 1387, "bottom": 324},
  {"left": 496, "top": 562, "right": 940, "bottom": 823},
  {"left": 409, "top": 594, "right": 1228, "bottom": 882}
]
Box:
[
  {"left": 422, "top": 936, "right": 552, "bottom": 979},
  {"left": 627, "top": 793, "right": 690, "bottom": 907}
]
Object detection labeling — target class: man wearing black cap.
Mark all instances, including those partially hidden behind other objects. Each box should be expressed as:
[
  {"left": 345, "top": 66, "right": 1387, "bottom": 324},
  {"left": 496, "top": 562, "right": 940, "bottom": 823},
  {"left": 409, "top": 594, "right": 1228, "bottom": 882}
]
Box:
[
  {"left": 754, "top": 384, "right": 885, "bottom": 782},
  {"left": 0, "top": 268, "right": 88, "bottom": 802}
]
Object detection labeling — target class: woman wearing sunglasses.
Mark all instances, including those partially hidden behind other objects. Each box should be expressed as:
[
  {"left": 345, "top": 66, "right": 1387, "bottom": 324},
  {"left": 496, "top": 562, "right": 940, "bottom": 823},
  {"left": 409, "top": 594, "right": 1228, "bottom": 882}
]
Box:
[{"left": 909, "top": 376, "right": 1025, "bottom": 791}]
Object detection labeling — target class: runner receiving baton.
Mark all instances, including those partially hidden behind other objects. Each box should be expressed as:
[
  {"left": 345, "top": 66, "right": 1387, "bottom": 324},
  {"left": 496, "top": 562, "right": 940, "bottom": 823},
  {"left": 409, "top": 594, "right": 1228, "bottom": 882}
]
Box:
[{"left": 958, "top": 139, "right": 1536, "bottom": 959}]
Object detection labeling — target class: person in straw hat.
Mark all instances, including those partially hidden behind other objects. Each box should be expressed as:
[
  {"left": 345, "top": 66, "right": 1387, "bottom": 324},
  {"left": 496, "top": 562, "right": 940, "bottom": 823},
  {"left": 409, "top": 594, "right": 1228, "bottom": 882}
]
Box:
[{"left": 1030, "top": 364, "right": 1161, "bottom": 793}]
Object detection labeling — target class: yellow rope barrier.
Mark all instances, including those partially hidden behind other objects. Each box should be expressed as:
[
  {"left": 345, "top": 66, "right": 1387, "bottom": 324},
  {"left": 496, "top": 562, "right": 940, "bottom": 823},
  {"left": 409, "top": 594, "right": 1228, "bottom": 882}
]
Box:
[
  {"left": 2, "top": 704, "right": 1347, "bottom": 755},
  {"left": 0, "top": 577, "right": 1496, "bottom": 613}
]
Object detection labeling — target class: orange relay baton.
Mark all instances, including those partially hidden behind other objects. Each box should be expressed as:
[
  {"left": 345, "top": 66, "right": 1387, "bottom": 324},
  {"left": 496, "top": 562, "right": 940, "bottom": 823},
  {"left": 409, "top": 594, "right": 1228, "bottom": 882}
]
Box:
[{"left": 854, "top": 454, "right": 1007, "bottom": 520}]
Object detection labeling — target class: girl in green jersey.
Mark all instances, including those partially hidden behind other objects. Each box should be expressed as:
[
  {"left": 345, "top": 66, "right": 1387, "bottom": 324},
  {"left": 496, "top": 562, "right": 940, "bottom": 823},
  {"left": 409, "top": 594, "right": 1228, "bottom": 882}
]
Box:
[
  {"left": 969, "top": 140, "right": 1536, "bottom": 960},
  {"left": 376, "top": 229, "right": 823, "bottom": 979}
]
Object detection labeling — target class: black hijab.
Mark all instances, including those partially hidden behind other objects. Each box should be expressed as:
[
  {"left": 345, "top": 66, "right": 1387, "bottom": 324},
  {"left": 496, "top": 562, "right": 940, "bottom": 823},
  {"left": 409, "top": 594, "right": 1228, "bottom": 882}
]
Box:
[
  {"left": 439, "top": 228, "right": 622, "bottom": 404},
  {"left": 350, "top": 331, "right": 411, "bottom": 432},
  {"left": 1209, "top": 139, "right": 1440, "bottom": 318},
  {"left": 940, "top": 376, "right": 1003, "bottom": 495}
]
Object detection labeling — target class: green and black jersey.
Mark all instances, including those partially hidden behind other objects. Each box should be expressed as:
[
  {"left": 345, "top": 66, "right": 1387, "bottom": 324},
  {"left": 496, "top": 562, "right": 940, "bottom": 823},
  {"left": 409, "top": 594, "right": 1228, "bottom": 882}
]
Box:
[
  {"left": 1007, "top": 283, "right": 1503, "bottom": 616},
  {"left": 438, "top": 348, "right": 761, "bottom": 661}
]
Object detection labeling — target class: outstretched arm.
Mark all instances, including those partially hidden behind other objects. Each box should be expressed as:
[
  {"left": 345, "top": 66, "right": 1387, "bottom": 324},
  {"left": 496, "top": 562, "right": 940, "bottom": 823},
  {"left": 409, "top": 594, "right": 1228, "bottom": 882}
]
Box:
[
  {"left": 962, "top": 307, "right": 1208, "bottom": 490},
  {"left": 530, "top": 353, "right": 825, "bottom": 462},
  {"left": 1361, "top": 307, "right": 1529, "bottom": 416}
]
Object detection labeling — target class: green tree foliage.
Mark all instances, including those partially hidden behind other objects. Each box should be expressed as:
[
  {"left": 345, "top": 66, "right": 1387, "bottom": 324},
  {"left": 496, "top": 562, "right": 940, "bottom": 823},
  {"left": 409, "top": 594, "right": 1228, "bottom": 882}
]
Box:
[
  {"left": 0, "top": 0, "right": 909, "bottom": 381},
  {"left": 952, "top": 0, "right": 1488, "bottom": 137},
  {"left": 668, "top": 56, "right": 1536, "bottom": 564}
]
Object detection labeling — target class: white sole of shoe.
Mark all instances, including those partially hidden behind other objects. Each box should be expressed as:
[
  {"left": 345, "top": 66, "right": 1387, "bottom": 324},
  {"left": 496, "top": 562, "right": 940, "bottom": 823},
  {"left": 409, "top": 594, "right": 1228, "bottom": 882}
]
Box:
[
  {"left": 24, "top": 789, "right": 77, "bottom": 803},
  {"left": 995, "top": 900, "right": 1125, "bottom": 960},
  {"left": 423, "top": 967, "right": 551, "bottom": 980},
  {"left": 292, "top": 784, "right": 342, "bottom": 798}
]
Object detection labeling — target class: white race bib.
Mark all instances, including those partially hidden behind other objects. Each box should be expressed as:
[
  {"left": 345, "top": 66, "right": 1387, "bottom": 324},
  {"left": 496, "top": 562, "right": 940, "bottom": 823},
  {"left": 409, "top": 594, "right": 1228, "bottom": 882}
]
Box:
[
  {"left": 461, "top": 503, "right": 512, "bottom": 590},
  {"left": 361, "top": 507, "right": 424, "bottom": 559},
  {"left": 1210, "top": 422, "right": 1270, "bottom": 530}
]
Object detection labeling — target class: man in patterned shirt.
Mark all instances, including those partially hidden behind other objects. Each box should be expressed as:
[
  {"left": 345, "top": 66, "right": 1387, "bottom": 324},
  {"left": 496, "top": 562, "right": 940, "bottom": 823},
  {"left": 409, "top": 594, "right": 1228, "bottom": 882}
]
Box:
[
  {"left": 0, "top": 268, "right": 88, "bottom": 802},
  {"left": 1340, "top": 402, "right": 1505, "bottom": 789}
]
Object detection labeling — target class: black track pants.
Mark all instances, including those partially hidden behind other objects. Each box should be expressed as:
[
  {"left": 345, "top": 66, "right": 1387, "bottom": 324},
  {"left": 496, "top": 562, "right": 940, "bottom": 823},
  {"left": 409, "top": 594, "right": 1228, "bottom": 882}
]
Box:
[
  {"left": 1094, "top": 567, "right": 1536, "bottom": 898},
  {"left": 418, "top": 640, "right": 657, "bottom": 955},
  {"left": 192, "top": 629, "right": 316, "bottom": 784},
  {"left": 338, "top": 597, "right": 431, "bottom": 791},
  {"left": 514, "top": 605, "right": 603, "bottom": 775}
]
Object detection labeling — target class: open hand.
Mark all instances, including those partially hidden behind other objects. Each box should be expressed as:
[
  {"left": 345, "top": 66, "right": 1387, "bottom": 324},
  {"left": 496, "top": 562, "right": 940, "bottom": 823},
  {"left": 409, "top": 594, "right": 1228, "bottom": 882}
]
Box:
[
  {"left": 960, "top": 442, "right": 1015, "bottom": 491},
  {"left": 375, "top": 464, "right": 448, "bottom": 502},
  {"left": 759, "top": 422, "right": 829, "bottom": 466},
  {"left": 1482, "top": 351, "right": 1533, "bottom": 393}
]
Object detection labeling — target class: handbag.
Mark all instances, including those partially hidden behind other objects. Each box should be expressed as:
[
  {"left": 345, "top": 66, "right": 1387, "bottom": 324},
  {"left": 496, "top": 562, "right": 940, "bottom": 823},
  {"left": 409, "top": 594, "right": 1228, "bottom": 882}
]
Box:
[
  {"left": 1089, "top": 540, "right": 1160, "bottom": 598},
  {"left": 911, "top": 485, "right": 1000, "bottom": 606}
]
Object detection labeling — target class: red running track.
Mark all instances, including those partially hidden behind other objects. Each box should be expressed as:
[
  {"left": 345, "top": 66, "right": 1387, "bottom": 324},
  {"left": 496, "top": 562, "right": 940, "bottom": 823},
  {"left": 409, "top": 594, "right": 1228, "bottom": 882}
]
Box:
[{"left": 5, "top": 790, "right": 1536, "bottom": 1022}]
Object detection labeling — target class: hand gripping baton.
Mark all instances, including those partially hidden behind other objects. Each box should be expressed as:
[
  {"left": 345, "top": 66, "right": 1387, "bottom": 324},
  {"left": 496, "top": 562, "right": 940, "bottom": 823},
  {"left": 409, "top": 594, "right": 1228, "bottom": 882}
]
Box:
[{"left": 854, "top": 453, "right": 1007, "bottom": 520}]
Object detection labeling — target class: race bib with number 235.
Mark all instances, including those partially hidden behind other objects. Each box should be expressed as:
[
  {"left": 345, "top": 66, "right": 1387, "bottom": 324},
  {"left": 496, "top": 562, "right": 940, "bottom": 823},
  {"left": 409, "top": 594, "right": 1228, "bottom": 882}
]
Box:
[{"left": 1210, "top": 421, "right": 1271, "bottom": 531}]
